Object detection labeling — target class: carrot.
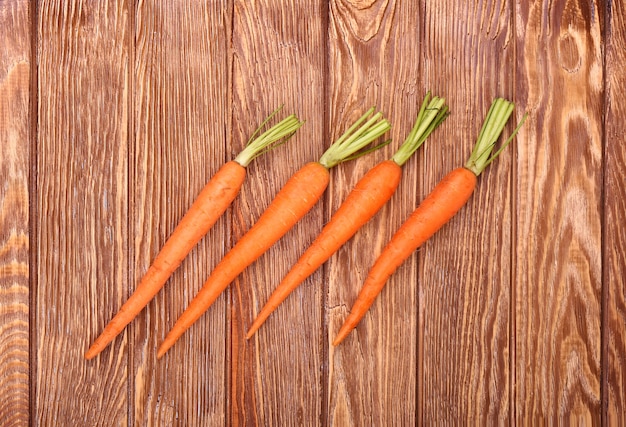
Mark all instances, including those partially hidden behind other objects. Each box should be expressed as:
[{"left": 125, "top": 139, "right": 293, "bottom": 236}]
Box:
[
  {"left": 157, "top": 107, "right": 391, "bottom": 358},
  {"left": 333, "top": 98, "right": 528, "bottom": 346},
  {"left": 85, "top": 107, "right": 303, "bottom": 360},
  {"left": 245, "top": 92, "right": 449, "bottom": 339}
]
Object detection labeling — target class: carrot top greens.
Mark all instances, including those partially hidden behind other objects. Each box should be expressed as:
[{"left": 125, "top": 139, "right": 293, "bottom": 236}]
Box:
[
  {"left": 464, "top": 98, "right": 528, "bottom": 176},
  {"left": 392, "top": 92, "right": 449, "bottom": 166},
  {"left": 235, "top": 106, "right": 304, "bottom": 167},
  {"left": 318, "top": 107, "right": 391, "bottom": 169}
]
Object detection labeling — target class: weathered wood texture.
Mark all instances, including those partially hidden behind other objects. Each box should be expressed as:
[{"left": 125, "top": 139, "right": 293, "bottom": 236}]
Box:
[
  {"left": 0, "top": 0, "right": 623, "bottom": 425},
  {"left": 604, "top": 0, "right": 626, "bottom": 423},
  {"left": 131, "top": 1, "right": 231, "bottom": 425},
  {"left": 0, "top": 1, "right": 30, "bottom": 425},
  {"left": 36, "top": 0, "right": 131, "bottom": 425},
  {"left": 515, "top": 0, "right": 604, "bottom": 422}
]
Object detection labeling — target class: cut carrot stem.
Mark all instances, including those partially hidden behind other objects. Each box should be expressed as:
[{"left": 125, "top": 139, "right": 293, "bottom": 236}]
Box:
[
  {"left": 333, "top": 98, "right": 527, "bottom": 346},
  {"left": 246, "top": 92, "right": 449, "bottom": 339},
  {"left": 85, "top": 107, "right": 303, "bottom": 360},
  {"left": 157, "top": 107, "right": 391, "bottom": 358}
]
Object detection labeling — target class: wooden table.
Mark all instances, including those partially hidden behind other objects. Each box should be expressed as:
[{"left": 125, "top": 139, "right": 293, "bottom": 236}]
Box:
[{"left": 1, "top": 0, "right": 624, "bottom": 425}]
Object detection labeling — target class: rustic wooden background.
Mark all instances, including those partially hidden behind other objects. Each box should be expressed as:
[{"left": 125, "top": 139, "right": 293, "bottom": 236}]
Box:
[{"left": 1, "top": 0, "right": 624, "bottom": 425}]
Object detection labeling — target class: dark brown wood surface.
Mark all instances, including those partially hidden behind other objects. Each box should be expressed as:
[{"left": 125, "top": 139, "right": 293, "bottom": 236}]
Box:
[
  {"left": 0, "top": 1, "right": 30, "bottom": 425},
  {"left": 514, "top": 0, "right": 605, "bottom": 422},
  {"left": 131, "top": 2, "right": 230, "bottom": 424},
  {"left": 0, "top": 0, "right": 624, "bottom": 425},
  {"left": 36, "top": 1, "right": 131, "bottom": 424},
  {"left": 604, "top": 0, "right": 626, "bottom": 422}
]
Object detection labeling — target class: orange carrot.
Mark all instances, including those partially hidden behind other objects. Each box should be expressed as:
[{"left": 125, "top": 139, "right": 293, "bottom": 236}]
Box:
[
  {"left": 333, "top": 98, "right": 528, "bottom": 346},
  {"left": 85, "top": 108, "right": 303, "bottom": 360},
  {"left": 157, "top": 107, "right": 391, "bottom": 358},
  {"left": 245, "top": 93, "right": 449, "bottom": 339}
]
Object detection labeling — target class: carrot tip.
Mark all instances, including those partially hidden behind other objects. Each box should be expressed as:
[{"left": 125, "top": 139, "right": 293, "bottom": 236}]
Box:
[
  {"left": 84, "top": 346, "right": 98, "bottom": 360},
  {"left": 245, "top": 322, "right": 261, "bottom": 339},
  {"left": 332, "top": 335, "right": 346, "bottom": 346},
  {"left": 156, "top": 346, "right": 167, "bottom": 359}
]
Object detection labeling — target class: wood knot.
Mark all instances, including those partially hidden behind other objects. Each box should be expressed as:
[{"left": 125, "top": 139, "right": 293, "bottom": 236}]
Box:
[
  {"left": 558, "top": 32, "right": 582, "bottom": 73},
  {"left": 335, "top": 0, "right": 389, "bottom": 42}
]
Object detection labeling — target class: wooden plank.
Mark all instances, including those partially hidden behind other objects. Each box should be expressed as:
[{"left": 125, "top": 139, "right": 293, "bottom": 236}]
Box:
[
  {"left": 604, "top": 0, "right": 626, "bottom": 422},
  {"left": 229, "top": 1, "right": 326, "bottom": 424},
  {"left": 418, "top": 0, "right": 514, "bottom": 423},
  {"left": 131, "top": 1, "right": 231, "bottom": 425},
  {"left": 514, "top": 0, "right": 603, "bottom": 422},
  {"left": 37, "top": 1, "right": 130, "bottom": 424},
  {"left": 0, "top": 1, "right": 31, "bottom": 425},
  {"left": 326, "top": 1, "right": 425, "bottom": 424}
]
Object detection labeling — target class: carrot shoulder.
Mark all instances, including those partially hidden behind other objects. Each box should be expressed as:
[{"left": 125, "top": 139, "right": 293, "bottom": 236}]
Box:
[
  {"left": 246, "top": 92, "right": 449, "bottom": 339},
  {"left": 157, "top": 107, "right": 392, "bottom": 358},
  {"left": 85, "top": 108, "right": 303, "bottom": 360},
  {"left": 333, "top": 98, "right": 528, "bottom": 346}
]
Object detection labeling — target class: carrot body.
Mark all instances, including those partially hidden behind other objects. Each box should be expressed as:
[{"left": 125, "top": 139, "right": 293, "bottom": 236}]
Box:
[
  {"left": 333, "top": 167, "right": 477, "bottom": 345},
  {"left": 157, "top": 162, "right": 330, "bottom": 358},
  {"left": 84, "top": 161, "right": 246, "bottom": 359},
  {"left": 246, "top": 160, "right": 402, "bottom": 338}
]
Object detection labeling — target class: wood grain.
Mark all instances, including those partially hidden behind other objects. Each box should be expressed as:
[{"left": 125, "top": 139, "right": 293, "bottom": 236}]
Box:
[
  {"left": 0, "top": 0, "right": 624, "bottom": 423},
  {"left": 230, "top": 1, "right": 326, "bottom": 425},
  {"left": 419, "top": 0, "right": 514, "bottom": 423},
  {"left": 132, "top": 1, "right": 231, "bottom": 425},
  {"left": 604, "top": 0, "right": 626, "bottom": 423},
  {"left": 37, "top": 1, "right": 130, "bottom": 424},
  {"left": 326, "top": 0, "right": 424, "bottom": 424},
  {"left": 514, "top": 0, "right": 604, "bottom": 422},
  {"left": 0, "top": 1, "right": 30, "bottom": 425}
]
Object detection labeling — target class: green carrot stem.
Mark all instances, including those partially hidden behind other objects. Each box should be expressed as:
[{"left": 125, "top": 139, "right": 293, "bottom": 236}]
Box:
[
  {"left": 319, "top": 107, "right": 391, "bottom": 169},
  {"left": 234, "top": 106, "right": 304, "bottom": 167},
  {"left": 464, "top": 98, "right": 528, "bottom": 176},
  {"left": 392, "top": 92, "right": 449, "bottom": 166}
]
